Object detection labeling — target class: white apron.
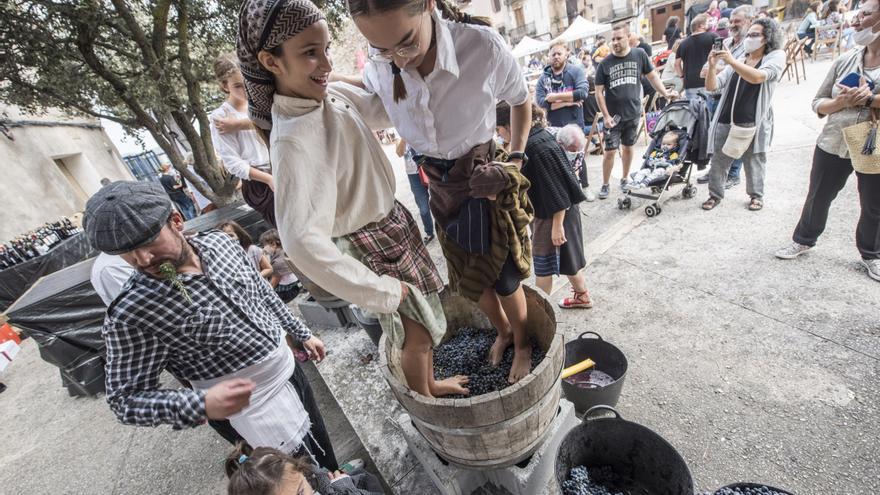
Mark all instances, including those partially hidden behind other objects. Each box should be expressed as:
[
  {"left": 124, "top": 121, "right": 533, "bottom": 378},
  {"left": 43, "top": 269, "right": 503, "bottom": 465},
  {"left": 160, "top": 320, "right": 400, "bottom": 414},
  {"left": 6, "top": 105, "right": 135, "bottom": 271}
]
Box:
[{"left": 191, "top": 340, "right": 310, "bottom": 454}]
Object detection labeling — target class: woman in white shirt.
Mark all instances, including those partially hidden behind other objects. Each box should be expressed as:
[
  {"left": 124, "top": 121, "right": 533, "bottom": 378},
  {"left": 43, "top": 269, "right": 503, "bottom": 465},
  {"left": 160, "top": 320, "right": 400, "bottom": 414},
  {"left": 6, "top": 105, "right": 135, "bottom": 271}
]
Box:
[
  {"left": 237, "top": 0, "right": 467, "bottom": 398},
  {"left": 349, "top": 0, "right": 536, "bottom": 384},
  {"left": 211, "top": 53, "right": 276, "bottom": 225}
]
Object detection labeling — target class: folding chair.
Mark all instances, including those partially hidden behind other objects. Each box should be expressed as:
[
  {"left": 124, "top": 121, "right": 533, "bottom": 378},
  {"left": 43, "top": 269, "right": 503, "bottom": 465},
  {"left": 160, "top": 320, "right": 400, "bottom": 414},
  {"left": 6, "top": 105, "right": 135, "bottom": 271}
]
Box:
[
  {"left": 585, "top": 112, "right": 604, "bottom": 155},
  {"left": 782, "top": 38, "right": 801, "bottom": 83},
  {"left": 813, "top": 23, "right": 842, "bottom": 61}
]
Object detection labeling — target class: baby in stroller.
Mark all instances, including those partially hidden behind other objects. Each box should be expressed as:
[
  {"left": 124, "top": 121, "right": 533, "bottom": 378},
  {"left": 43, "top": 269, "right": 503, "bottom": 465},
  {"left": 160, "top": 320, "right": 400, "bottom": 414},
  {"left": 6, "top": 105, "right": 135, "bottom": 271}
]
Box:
[{"left": 624, "top": 130, "right": 684, "bottom": 191}]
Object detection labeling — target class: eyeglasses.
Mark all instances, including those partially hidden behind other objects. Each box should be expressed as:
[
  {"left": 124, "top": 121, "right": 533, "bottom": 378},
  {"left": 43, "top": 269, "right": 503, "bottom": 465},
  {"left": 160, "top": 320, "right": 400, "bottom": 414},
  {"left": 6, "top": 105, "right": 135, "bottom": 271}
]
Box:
[
  {"left": 746, "top": 32, "right": 764, "bottom": 38},
  {"left": 369, "top": 13, "right": 427, "bottom": 62}
]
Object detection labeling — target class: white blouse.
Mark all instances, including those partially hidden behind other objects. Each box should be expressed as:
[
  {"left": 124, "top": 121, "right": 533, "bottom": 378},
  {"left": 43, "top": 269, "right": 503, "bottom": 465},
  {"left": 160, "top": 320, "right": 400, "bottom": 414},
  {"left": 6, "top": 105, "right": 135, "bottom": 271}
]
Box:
[
  {"left": 363, "top": 9, "right": 529, "bottom": 160},
  {"left": 271, "top": 83, "right": 401, "bottom": 314},
  {"left": 210, "top": 101, "right": 271, "bottom": 180}
]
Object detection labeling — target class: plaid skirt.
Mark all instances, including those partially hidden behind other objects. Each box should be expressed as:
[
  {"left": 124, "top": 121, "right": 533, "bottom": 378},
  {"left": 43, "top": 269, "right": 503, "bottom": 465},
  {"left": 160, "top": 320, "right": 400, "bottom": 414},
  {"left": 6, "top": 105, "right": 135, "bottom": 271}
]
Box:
[{"left": 337, "top": 201, "right": 446, "bottom": 348}]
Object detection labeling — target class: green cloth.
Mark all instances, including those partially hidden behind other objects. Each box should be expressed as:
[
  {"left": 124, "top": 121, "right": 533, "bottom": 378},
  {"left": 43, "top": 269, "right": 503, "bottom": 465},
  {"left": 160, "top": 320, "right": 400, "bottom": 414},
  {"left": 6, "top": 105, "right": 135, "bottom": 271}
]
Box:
[{"left": 335, "top": 237, "right": 447, "bottom": 349}]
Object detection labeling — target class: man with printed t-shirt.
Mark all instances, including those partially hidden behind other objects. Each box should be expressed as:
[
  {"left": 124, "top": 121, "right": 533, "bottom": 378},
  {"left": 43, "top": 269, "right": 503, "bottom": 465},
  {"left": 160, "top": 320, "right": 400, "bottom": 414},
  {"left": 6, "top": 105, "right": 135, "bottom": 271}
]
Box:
[{"left": 594, "top": 24, "right": 678, "bottom": 199}]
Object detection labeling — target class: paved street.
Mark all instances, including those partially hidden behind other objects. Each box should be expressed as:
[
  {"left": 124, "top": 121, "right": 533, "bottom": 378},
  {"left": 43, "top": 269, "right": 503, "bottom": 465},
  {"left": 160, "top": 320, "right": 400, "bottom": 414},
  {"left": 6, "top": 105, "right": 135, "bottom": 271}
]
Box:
[{"left": 1, "top": 57, "right": 878, "bottom": 494}]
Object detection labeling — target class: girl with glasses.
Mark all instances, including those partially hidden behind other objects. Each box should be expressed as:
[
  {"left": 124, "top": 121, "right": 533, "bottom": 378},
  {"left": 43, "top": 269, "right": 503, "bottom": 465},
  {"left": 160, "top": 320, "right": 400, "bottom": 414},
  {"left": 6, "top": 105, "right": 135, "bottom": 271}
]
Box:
[{"left": 348, "top": 0, "right": 537, "bottom": 384}]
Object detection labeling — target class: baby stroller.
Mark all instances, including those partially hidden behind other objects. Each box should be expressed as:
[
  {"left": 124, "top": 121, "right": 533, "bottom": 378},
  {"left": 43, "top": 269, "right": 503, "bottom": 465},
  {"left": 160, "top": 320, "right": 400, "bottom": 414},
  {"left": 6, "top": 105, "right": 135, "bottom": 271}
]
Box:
[{"left": 617, "top": 98, "right": 707, "bottom": 217}]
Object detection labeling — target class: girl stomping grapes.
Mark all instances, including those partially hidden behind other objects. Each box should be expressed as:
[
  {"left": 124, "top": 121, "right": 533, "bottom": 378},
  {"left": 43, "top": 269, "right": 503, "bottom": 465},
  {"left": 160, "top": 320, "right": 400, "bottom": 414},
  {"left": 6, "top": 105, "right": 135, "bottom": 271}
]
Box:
[{"left": 349, "top": 0, "right": 536, "bottom": 383}]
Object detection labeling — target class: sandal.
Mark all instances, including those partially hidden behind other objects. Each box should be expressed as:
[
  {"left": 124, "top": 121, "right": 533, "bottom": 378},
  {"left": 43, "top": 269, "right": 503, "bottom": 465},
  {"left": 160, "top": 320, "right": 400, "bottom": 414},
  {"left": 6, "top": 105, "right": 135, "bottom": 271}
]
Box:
[
  {"left": 558, "top": 290, "right": 593, "bottom": 309},
  {"left": 701, "top": 197, "right": 721, "bottom": 210},
  {"left": 748, "top": 198, "right": 764, "bottom": 211}
]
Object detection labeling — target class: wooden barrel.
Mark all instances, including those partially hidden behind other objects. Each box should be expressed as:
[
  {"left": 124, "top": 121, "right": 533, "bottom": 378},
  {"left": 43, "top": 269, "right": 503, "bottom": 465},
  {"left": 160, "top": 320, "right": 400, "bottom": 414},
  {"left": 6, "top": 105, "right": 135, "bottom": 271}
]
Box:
[{"left": 379, "top": 285, "right": 564, "bottom": 469}]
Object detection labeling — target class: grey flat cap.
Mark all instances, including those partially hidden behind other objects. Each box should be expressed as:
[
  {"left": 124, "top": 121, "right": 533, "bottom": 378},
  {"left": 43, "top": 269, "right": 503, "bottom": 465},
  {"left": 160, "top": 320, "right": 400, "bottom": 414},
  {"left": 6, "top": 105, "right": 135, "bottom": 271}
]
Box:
[{"left": 83, "top": 180, "right": 174, "bottom": 255}]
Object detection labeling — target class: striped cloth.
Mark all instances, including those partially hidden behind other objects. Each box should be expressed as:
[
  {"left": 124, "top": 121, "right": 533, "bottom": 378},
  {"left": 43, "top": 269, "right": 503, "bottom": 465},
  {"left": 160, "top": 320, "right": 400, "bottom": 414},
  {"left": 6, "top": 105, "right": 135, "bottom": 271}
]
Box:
[{"left": 439, "top": 164, "right": 534, "bottom": 301}]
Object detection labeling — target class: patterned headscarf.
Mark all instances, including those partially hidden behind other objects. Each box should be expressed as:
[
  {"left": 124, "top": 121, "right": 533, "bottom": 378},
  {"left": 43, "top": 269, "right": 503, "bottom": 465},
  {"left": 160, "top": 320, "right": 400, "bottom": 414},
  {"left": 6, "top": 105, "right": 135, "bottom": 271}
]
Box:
[{"left": 237, "top": 0, "right": 325, "bottom": 131}]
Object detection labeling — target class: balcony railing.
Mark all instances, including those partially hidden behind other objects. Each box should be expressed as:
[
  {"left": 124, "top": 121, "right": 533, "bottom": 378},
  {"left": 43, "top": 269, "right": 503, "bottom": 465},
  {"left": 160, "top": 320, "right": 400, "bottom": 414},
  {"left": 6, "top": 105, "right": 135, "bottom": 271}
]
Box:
[{"left": 508, "top": 21, "right": 536, "bottom": 43}]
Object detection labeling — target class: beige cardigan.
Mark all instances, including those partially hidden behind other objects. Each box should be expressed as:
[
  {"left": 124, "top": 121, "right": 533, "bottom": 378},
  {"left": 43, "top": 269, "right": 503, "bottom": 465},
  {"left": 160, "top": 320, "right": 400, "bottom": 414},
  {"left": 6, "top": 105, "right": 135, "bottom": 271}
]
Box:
[{"left": 271, "top": 83, "right": 401, "bottom": 314}]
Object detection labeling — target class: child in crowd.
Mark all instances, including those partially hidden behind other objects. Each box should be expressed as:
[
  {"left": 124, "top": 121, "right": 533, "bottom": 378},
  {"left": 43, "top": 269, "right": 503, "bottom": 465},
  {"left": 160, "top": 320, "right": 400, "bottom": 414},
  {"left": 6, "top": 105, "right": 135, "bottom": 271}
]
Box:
[
  {"left": 625, "top": 130, "right": 682, "bottom": 190},
  {"left": 237, "top": 0, "right": 466, "bottom": 397},
  {"left": 219, "top": 221, "right": 273, "bottom": 279},
  {"left": 260, "top": 229, "right": 302, "bottom": 303},
  {"left": 211, "top": 53, "right": 276, "bottom": 226},
  {"left": 226, "top": 444, "right": 383, "bottom": 495}
]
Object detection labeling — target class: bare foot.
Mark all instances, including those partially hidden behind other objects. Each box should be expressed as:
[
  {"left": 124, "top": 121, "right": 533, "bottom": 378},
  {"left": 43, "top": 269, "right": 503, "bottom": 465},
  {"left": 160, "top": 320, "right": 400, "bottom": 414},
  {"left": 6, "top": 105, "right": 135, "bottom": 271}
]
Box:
[
  {"left": 508, "top": 346, "right": 533, "bottom": 384},
  {"left": 488, "top": 332, "right": 513, "bottom": 366},
  {"left": 430, "top": 375, "right": 470, "bottom": 397}
]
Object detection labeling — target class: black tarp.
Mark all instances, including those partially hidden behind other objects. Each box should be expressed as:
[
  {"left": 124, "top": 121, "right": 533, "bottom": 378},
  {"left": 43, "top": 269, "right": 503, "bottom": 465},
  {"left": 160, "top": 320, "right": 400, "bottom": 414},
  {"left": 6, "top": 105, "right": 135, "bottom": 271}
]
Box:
[
  {"left": 3, "top": 202, "right": 273, "bottom": 396},
  {"left": 5, "top": 257, "right": 107, "bottom": 396},
  {"left": 0, "top": 233, "right": 97, "bottom": 312}
]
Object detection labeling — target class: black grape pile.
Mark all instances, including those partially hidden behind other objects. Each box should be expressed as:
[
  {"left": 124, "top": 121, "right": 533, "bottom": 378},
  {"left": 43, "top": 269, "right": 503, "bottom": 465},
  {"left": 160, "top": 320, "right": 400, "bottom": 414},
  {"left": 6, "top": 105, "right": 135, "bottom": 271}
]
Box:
[
  {"left": 432, "top": 327, "right": 545, "bottom": 397},
  {"left": 700, "top": 487, "right": 790, "bottom": 495},
  {"left": 561, "top": 466, "right": 625, "bottom": 495}
]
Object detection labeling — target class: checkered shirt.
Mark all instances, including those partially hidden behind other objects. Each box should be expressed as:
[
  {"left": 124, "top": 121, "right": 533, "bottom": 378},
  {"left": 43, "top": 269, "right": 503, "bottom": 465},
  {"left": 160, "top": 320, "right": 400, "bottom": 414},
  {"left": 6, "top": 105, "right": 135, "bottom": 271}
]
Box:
[{"left": 103, "top": 230, "right": 311, "bottom": 429}]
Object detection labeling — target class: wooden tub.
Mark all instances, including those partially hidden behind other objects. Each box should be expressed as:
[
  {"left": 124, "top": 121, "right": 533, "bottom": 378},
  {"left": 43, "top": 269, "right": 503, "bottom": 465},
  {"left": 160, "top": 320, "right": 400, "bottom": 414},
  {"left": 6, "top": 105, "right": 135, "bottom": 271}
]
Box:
[{"left": 379, "top": 285, "right": 564, "bottom": 469}]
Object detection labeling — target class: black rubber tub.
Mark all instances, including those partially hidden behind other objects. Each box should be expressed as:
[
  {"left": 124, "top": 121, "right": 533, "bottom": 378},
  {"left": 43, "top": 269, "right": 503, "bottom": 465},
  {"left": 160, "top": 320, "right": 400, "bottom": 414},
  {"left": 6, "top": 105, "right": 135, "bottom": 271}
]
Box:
[
  {"left": 556, "top": 405, "right": 694, "bottom": 495},
  {"left": 561, "top": 331, "right": 628, "bottom": 414},
  {"left": 713, "top": 482, "right": 796, "bottom": 494}
]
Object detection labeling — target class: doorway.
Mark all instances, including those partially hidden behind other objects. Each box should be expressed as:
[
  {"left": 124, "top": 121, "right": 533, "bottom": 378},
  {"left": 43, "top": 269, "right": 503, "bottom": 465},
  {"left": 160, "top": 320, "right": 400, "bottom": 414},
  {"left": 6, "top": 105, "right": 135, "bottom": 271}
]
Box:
[{"left": 650, "top": 1, "right": 684, "bottom": 43}]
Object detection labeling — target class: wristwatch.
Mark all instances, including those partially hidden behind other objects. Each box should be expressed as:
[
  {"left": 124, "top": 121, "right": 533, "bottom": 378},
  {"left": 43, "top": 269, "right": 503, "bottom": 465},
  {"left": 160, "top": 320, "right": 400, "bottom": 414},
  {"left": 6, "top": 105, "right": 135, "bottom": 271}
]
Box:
[{"left": 508, "top": 151, "right": 528, "bottom": 165}]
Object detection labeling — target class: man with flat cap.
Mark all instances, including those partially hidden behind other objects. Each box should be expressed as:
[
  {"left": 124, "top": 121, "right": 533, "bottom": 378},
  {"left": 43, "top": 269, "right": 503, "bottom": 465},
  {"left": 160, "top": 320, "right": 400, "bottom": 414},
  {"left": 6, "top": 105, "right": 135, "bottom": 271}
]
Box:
[{"left": 84, "top": 181, "right": 338, "bottom": 469}]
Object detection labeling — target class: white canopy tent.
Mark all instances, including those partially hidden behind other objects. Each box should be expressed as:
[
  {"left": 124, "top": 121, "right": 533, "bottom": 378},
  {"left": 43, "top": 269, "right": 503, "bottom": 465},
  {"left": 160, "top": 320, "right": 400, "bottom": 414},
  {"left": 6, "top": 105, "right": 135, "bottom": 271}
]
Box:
[
  {"left": 555, "top": 16, "right": 612, "bottom": 43},
  {"left": 511, "top": 36, "right": 550, "bottom": 58}
]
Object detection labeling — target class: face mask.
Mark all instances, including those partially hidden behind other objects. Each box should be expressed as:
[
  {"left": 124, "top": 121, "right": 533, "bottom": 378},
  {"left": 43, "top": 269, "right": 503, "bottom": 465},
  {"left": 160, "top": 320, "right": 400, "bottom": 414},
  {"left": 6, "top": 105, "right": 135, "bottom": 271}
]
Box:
[
  {"left": 743, "top": 37, "right": 763, "bottom": 53},
  {"left": 853, "top": 23, "right": 880, "bottom": 45},
  {"left": 565, "top": 150, "right": 579, "bottom": 162}
]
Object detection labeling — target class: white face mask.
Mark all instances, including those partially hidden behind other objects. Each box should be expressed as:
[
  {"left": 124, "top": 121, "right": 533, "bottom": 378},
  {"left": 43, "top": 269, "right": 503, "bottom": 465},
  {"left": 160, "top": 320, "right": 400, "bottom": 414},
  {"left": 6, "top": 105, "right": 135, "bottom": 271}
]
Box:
[
  {"left": 853, "top": 22, "right": 880, "bottom": 45},
  {"left": 564, "top": 150, "right": 579, "bottom": 162},
  {"left": 743, "top": 37, "right": 764, "bottom": 53}
]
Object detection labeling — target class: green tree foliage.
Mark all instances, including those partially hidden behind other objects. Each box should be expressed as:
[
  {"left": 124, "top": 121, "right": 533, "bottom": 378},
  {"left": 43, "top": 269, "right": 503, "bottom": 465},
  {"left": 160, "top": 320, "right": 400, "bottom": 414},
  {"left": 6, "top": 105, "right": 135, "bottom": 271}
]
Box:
[{"left": 0, "top": 0, "right": 348, "bottom": 205}]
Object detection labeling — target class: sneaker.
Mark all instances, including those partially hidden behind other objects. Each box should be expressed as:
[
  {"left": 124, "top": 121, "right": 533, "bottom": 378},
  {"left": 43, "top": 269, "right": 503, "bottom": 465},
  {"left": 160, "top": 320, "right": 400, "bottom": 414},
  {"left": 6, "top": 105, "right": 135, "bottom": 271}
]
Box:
[
  {"left": 619, "top": 178, "right": 629, "bottom": 191},
  {"left": 340, "top": 458, "right": 365, "bottom": 474},
  {"left": 724, "top": 176, "right": 741, "bottom": 189},
  {"left": 558, "top": 290, "right": 593, "bottom": 309},
  {"left": 697, "top": 173, "right": 710, "bottom": 184},
  {"left": 584, "top": 188, "right": 597, "bottom": 202},
  {"left": 862, "top": 259, "right": 880, "bottom": 281},
  {"left": 598, "top": 184, "right": 610, "bottom": 200},
  {"left": 774, "top": 242, "right": 813, "bottom": 260}
]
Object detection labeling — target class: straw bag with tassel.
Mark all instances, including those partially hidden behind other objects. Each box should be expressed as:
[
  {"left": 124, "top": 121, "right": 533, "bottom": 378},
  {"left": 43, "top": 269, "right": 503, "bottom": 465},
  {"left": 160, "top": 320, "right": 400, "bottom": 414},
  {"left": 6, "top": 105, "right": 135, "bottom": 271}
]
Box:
[{"left": 842, "top": 107, "right": 880, "bottom": 174}]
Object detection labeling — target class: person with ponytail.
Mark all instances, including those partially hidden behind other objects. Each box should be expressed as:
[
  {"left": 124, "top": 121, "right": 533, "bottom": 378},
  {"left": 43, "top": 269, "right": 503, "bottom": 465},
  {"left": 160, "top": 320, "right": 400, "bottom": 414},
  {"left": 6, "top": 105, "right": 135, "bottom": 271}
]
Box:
[
  {"left": 238, "top": 0, "right": 468, "bottom": 398},
  {"left": 349, "top": 0, "right": 537, "bottom": 384},
  {"left": 226, "top": 444, "right": 383, "bottom": 495},
  {"left": 210, "top": 53, "right": 276, "bottom": 226}
]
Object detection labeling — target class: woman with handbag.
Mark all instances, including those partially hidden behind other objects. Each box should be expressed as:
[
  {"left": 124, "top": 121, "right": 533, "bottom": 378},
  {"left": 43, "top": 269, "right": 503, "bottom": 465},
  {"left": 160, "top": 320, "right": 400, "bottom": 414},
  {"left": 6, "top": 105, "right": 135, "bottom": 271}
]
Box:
[
  {"left": 774, "top": 1, "right": 880, "bottom": 282},
  {"left": 700, "top": 17, "right": 786, "bottom": 211}
]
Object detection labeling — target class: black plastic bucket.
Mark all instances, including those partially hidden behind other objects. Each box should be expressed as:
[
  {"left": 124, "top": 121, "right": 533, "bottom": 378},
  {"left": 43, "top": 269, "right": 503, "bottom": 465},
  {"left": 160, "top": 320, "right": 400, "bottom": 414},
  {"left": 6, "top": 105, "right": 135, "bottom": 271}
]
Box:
[
  {"left": 714, "top": 482, "right": 796, "bottom": 494},
  {"left": 561, "top": 331, "right": 628, "bottom": 414},
  {"left": 555, "top": 405, "right": 694, "bottom": 495}
]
